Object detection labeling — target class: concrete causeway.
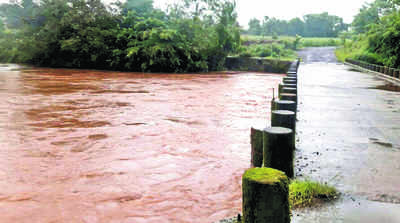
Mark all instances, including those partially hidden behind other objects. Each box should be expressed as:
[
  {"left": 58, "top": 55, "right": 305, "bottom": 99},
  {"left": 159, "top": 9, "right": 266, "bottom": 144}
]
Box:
[{"left": 293, "top": 47, "right": 400, "bottom": 222}]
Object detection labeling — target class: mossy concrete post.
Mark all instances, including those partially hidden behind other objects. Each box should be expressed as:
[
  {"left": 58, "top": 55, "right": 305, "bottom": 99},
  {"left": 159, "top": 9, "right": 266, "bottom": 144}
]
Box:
[
  {"left": 273, "top": 100, "right": 296, "bottom": 112},
  {"left": 242, "top": 168, "right": 290, "bottom": 223},
  {"left": 282, "top": 83, "right": 297, "bottom": 89},
  {"left": 263, "top": 127, "right": 295, "bottom": 178},
  {"left": 250, "top": 128, "right": 264, "bottom": 167},
  {"left": 280, "top": 93, "right": 297, "bottom": 104},
  {"left": 283, "top": 77, "right": 297, "bottom": 83},
  {"left": 380, "top": 66, "right": 384, "bottom": 73},
  {"left": 283, "top": 79, "right": 296, "bottom": 85},
  {"left": 385, "top": 67, "right": 389, "bottom": 75},
  {"left": 395, "top": 70, "right": 400, "bottom": 79},
  {"left": 390, "top": 68, "right": 395, "bottom": 77},
  {"left": 271, "top": 110, "right": 296, "bottom": 132},
  {"left": 281, "top": 87, "right": 297, "bottom": 95}
]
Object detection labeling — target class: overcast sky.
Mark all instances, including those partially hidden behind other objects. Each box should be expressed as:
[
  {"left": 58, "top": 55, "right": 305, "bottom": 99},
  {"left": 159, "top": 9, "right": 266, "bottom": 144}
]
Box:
[
  {"left": 154, "top": 0, "right": 374, "bottom": 26},
  {"left": 0, "top": 0, "right": 374, "bottom": 26}
]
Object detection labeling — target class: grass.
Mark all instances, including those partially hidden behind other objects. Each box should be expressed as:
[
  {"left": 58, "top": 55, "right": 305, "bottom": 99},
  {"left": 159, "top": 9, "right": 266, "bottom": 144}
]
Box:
[
  {"left": 289, "top": 180, "right": 338, "bottom": 208},
  {"left": 301, "top": 37, "right": 341, "bottom": 47},
  {"left": 335, "top": 38, "right": 371, "bottom": 62},
  {"left": 241, "top": 35, "right": 343, "bottom": 48}
]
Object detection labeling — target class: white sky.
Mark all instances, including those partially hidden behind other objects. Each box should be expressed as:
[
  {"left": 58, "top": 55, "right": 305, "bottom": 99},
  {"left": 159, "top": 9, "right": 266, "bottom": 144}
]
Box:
[
  {"left": 154, "top": 0, "right": 375, "bottom": 26},
  {"left": 0, "top": 0, "right": 375, "bottom": 26}
]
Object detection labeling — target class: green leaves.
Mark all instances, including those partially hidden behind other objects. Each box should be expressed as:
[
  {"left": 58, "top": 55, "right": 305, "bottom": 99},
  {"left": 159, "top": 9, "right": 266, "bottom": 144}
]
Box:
[{"left": 0, "top": 0, "right": 240, "bottom": 72}]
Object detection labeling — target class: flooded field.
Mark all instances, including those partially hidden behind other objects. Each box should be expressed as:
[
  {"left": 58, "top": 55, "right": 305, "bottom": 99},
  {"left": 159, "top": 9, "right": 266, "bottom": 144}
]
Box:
[{"left": 0, "top": 65, "right": 282, "bottom": 223}]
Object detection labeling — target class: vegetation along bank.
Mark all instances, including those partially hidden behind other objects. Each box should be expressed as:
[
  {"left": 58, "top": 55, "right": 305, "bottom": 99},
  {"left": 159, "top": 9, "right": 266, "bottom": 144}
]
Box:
[
  {"left": 0, "top": 0, "right": 241, "bottom": 73},
  {"left": 336, "top": 0, "right": 400, "bottom": 69}
]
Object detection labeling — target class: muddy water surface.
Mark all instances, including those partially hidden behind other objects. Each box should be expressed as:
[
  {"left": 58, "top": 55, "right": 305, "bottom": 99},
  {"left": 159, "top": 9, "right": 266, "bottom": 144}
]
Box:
[{"left": 0, "top": 65, "right": 282, "bottom": 223}]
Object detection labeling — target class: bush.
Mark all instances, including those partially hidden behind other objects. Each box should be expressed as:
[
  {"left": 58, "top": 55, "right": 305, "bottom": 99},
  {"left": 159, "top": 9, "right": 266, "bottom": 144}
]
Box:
[{"left": 353, "top": 53, "right": 383, "bottom": 65}]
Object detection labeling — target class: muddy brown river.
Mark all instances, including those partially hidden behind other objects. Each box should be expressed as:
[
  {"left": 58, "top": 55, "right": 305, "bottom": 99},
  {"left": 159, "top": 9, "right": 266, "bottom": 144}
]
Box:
[{"left": 0, "top": 65, "right": 282, "bottom": 223}]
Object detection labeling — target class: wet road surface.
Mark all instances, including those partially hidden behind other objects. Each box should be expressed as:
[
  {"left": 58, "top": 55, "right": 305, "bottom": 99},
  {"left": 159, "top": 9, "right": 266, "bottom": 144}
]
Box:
[
  {"left": 293, "top": 48, "right": 400, "bottom": 222},
  {"left": 0, "top": 66, "right": 283, "bottom": 223}
]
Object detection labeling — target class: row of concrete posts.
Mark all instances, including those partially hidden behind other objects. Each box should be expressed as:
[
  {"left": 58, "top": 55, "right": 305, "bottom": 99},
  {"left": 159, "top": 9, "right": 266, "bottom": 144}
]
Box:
[
  {"left": 346, "top": 58, "right": 400, "bottom": 79},
  {"left": 242, "top": 59, "right": 300, "bottom": 223}
]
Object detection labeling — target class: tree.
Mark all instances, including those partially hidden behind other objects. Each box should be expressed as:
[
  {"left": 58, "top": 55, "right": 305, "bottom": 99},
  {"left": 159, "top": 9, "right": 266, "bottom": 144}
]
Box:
[
  {"left": 247, "top": 13, "right": 347, "bottom": 37},
  {"left": 352, "top": 0, "right": 393, "bottom": 34},
  {"left": 248, "top": 18, "right": 261, "bottom": 35}
]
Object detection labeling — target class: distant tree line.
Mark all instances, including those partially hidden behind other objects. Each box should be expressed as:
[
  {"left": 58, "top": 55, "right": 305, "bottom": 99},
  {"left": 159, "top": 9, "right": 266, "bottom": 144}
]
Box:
[
  {"left": 245, "top": 12, "right": 349, "bottom": 37},
  {"left": 0, "top": 0, "right": 241, "bottom": 72}
]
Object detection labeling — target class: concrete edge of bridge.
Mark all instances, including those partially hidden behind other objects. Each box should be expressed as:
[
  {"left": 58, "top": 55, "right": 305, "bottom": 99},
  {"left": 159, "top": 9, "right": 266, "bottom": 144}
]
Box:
[{"left": 344, "top": 62, "right": 400, "bottom": 86}]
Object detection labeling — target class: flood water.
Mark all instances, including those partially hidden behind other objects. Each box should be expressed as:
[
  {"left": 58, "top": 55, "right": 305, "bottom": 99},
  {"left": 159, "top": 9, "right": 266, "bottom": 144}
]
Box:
[{"left": 0, "top": 65, "right": 282, "bottom": 223}]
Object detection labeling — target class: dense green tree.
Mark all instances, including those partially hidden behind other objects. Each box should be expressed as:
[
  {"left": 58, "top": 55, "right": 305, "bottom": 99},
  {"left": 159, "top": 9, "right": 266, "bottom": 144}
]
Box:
[
  {"left": 0, "top": 0, "right": 241, "bottom": 72},
  {"left": 338, "top": 0, "right": 400, "bottom": 68},
  {"left": 352, "top": 0, "right": 394, "bottom": 34}
]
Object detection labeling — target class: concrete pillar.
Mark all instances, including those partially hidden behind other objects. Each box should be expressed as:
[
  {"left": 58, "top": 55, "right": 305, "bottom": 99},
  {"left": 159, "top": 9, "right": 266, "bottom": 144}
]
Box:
[
  {"left": 390, "top": 68, "right": 395, "bottom": 77},
  {"left": 280, "top": 93, "right": 297, "bottom": 104},
  {"left": 263, "top": 127, "right": 295, "bottom": 178},
  {"left": 283, "top": 79, "right": 296, "bottom": 85},
  {"left": 281, "top": 83, "right": 296, "bottom": 88},
  {"left": 242, "top": 168, "right": 290, "bottom": 223},
  {"left": 283, "top": 77, "right": 297, "bottom": 83},
  {"left": 395, "top": 70, "right": 400, "bottom": 79},
  {"left": 278, "top": 83, "right": 283, "bottom": 95},
  {"left": 385, "top": 67, "right": 389, "bottom": 75},
  {"left": 250, "top": 128, "right": 263, "bottom": 167},
  {"left": 281, "top": 87, "right": 297, "bottom": 95},
  {"left": 272, "top": 100, "right": 296, "bottom": 112},
  {"left": 271, "top": 110, "right": 296, "bottom": 132}
]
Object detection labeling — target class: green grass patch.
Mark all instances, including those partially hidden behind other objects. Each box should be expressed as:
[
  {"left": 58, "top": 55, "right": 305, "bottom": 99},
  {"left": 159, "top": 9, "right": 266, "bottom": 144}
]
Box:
[
  {"left": 301, "top": 37, "right": 341, "bottom": 47},
  {"left": 236, "top": 40, "right": 297, "bottom": 61},
  {"left": 241, "top": 35, "right": 344, "bottom": 48},
  {"left": 289, "top": 180, "right": 338, "bottom": 208}
]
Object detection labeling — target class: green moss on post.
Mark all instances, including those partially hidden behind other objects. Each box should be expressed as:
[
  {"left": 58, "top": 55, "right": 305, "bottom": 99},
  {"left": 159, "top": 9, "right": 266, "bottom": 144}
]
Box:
[
  {"left": 242, "top": 168, "right": 290, "bottom": 223},
  {"left": 263, "top": 127, "right": 295, "bottom": 178},
  {"left": 251, "top": 128, "right": 264, "bottom": 167}
]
